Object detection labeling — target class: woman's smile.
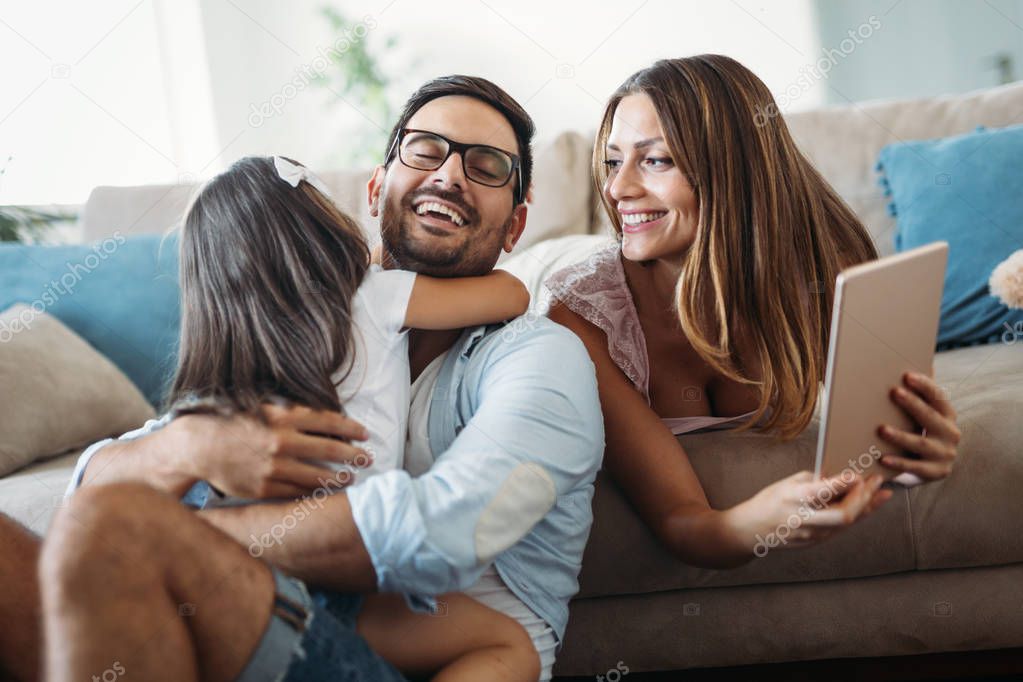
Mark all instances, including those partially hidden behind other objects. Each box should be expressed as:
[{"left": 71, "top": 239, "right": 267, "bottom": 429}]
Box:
[{"left": 620, "top": 210, "right": 668, "bottom": 233}]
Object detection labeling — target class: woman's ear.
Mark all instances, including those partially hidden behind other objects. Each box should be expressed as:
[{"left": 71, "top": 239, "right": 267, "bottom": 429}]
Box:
[{"left": 367, "top": 165, "right": 385, "bottom": 217}]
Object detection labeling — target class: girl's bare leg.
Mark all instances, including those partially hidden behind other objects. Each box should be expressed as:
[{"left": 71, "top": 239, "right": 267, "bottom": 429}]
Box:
[{"left": 357, "top": 592, "right": 540, "bottom": 682}]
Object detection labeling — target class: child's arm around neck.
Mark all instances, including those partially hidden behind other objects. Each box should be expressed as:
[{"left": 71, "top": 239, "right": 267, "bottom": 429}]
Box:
[{"left": 403, "top": 270, "right": 529, "bottom": 331}]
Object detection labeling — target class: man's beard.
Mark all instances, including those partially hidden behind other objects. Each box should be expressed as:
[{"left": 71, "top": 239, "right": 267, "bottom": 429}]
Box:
[{"left": 379, "top": 185, "right": 514, "bottom": 278}]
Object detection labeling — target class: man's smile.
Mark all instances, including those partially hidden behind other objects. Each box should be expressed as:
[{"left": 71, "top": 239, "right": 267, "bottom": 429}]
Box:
[{"left": 412, "top": 198, "right": 468, "bottom": 226}]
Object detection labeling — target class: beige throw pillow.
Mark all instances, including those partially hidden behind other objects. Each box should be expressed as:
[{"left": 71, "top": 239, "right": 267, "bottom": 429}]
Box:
[{"left": 0, "top": 304, "right": 156, "bottom": 476}]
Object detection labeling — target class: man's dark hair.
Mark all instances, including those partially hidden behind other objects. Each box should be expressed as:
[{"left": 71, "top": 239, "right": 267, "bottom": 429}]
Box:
[{"left": 384, "top": 75, "right": 535, "bottom": 206}]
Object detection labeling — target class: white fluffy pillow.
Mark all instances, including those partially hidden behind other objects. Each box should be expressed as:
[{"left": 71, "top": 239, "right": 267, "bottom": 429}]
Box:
[{"left": 498, "top": 234, "right": 614, "bottom": 306}]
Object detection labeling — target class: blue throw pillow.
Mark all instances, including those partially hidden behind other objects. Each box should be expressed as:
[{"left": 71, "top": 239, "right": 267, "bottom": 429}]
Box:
[
  {"left": 0, "top": 233, "right": 180, "bottom": 406},
  {"left": 877, "top": 124, "right": 1023, "bottom": 348}
]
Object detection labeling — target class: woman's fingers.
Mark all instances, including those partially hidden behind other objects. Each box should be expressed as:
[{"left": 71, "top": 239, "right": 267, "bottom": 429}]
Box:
[
  {"left": 878, "top": 452, "right": 953, "bottom": 481},
  {"left": 804, "top": 477, "right": 881, "bottom": 527},
  {"left": 887, "top": 378, "right": 961, "bottom": 444},
  {"left": 768, "top": 476, "right": 895, "bottom": 553},
  {"left": 263, "top": 404, "right": 370, "bottom": 443},
  {"left": 797, "top": 474, "right": 854, "bottom": 506},
  {"left": 904, "top": 371, "right": 957, "bottom": 420},
  {"left": 877, "top": 372, "right": 960, "bottom": 484},
  {"left": 877, "top": 421, "right": 956, "bottom": 464}
]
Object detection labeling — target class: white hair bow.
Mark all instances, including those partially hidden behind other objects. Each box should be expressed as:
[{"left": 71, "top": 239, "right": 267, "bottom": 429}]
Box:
[{"left": 273, "top": 155, "right": 332, "bottom": 198}]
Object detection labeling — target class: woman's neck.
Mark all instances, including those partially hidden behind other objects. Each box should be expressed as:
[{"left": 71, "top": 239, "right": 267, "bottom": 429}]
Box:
[{"left": 624, "top": 254, "right": 685, "bottom": 318}]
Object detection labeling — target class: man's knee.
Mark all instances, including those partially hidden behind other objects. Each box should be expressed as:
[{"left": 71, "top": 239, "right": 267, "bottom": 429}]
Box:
[{"left": 40, "top": 483, "right": 177, "bottom": 594}]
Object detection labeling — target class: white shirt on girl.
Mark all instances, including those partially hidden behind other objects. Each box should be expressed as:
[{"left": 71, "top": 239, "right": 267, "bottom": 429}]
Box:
[{"left": 332, "top": 263, "right": 418, "bottom": 480}]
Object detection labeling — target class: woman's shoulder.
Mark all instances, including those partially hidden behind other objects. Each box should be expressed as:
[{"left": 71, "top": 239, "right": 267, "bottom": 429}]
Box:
[
  {"left": 543, "top": 242, "right": 650, "bottom": 396},
  {"left": 544, "top": 242, "right": 623, "bottom": 299}
]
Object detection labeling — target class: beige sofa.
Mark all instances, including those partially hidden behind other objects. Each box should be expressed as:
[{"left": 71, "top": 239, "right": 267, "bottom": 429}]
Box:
[{"left": 2, "top": 81, "right": 1022, "bottom": 676}]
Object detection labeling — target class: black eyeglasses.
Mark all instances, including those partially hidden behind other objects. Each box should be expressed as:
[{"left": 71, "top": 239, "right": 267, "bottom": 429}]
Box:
[{"left": 387, "top": 128, "right": 523, "bottom": 204}]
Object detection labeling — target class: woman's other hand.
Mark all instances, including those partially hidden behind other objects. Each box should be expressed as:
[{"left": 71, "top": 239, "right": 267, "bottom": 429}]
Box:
[
  {"left": 726, "top": 470, "right": 893, "bottom": 557},
  {"left": 876, "top": 371, "right": 961, "bottom": 482}
]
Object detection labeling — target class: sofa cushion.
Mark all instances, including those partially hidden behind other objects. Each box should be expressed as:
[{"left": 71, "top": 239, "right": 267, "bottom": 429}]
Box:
[
  {"left": 0, "top": 304, "right": 154, "bottom": 477},
  {"left": 559, "top": 563, "right": 1023, "bottom": 675},
  {"left": 877, "top": 124, "right": 1023, "bottom": 347},
  {"left": 0, "top": 450, "right": 79, "bottom": 535},
  {"left": 907, "top": 342, "right": 1023, "bottom": 571},
  {"left": 783, "top": 80, "right": 1023, "bottom": 257},
  {"left": 498, "top": 234, "right": 615, "bottom": 303},
  {"left": 577, "top": 413, "right": 917, "bottom": 598},
  {"left": 0, "top": 234, "right": 180, "bottom": 405},
  {"left": 523, "top": 131, "right": 597, "bottom": 249},
  {"left": 576, "top": 341, "right": 1023, "bottom": 598}
]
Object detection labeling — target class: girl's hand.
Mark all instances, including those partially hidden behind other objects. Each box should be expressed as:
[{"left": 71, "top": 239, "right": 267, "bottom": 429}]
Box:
[
  {"left": 727, "top": 470, "right": 893, "bottom": 557},
  {"left": 876, "top": 371, "right": 961, "bottom": 482},
  {"left": 176, "top": 404, "right": 373, "bottom": 500}
]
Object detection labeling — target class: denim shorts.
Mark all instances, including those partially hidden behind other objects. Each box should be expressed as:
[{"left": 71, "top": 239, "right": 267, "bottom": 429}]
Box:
[{"left": 235, "top": 568, "right": 408, "bottom": 682}]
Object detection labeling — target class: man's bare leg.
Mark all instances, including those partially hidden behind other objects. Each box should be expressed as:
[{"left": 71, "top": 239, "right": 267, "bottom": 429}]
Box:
[
  {"left": 39, "top": 483, "right": 277, "bottom": 682},
  {"left": 0, "top": 514, "right": 42, "bottom": 682}
]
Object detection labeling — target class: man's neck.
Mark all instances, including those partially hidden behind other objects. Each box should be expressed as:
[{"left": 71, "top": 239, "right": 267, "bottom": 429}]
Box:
[
  {"left": 408, "top": 328, "right": 462, "bottom": 382},
  {"left": 381, "top": 243, "right": 468, "bottom": 380}
]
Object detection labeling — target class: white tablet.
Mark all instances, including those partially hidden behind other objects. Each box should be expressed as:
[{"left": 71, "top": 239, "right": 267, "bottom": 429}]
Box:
[{"left": 814, "top": 241, "right": 948, "bottom": 482}]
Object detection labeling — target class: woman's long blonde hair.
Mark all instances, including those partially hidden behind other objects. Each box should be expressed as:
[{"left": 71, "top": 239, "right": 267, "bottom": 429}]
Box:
[{"left": 594, "top": 55, "right": 878, "bottom": 439}]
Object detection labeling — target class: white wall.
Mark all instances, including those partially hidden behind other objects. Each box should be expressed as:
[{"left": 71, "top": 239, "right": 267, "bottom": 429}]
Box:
[
  {"left": 11, "top": 0, "right": 1023, "bottom": 206},
  {"left": 1, "top": 1, "right": 175, "bottom": 204},
  {"left": 0, "top": 0, "right": 825, "bottom": 205},
  {"left": 166, "top": 0, "right": 829, "bottom": 171},
  {"left": 813, "top": 0, "right": 1023, "bottom": 105},
  {"left": 320, "top": 0, "right": 825, "bottom": 150}
]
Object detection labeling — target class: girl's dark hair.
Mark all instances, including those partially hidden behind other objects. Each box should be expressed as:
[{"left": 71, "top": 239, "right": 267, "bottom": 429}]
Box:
[{"left": 168, "top": 155, "right": 370, "bottom": 417}]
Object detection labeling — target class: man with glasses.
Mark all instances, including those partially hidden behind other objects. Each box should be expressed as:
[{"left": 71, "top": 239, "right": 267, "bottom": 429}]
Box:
[
  {"left": 391, "top": 129, "right": 524, "bottom": 202},
  {"left": 13, "top": 75, "right": 604, "bottom": 682}
]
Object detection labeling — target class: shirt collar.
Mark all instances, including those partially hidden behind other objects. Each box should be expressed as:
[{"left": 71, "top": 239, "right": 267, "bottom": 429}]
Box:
[{"left": 426, "top": 323, "right": 499, "bottom": 455}]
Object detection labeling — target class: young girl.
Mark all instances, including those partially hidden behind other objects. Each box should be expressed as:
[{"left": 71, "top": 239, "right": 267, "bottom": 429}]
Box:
[{"left": 169, "top": 155, "right": 540, "bottom": 681}]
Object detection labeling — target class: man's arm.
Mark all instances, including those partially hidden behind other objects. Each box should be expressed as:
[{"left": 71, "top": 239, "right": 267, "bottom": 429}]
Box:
[
  {"left": 69, "top": 407, "right": 372, "bottom": 501},
  {"left": 69, "top": 415, "right": 197, "bottom": 498},
  {"left": 198, "top": 492, "right": 378, "bottom": 592},
  {"left": 200, "top": 325, "right": 604, "bottom": 599}
]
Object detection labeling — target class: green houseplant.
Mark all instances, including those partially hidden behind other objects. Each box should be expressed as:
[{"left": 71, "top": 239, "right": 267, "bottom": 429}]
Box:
[
  {"left": 1, "top": 157, "right": 77, "bottom": 243},
  {"left": 313, "top": 6, "right": 414, "bottom": 167}
]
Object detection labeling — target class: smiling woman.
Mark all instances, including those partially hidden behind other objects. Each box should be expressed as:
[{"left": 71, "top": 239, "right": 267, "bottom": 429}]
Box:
[
  {"left": 546, "top": 54, "right": 962, "bottom": 568},
  {"left": 592, "top": 55, "right": 879, "bottom": 438}
]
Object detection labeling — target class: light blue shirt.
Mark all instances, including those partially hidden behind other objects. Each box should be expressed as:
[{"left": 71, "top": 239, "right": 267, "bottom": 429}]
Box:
[{"left": 67, "top": 318, "right": 604, "bottom": 643}]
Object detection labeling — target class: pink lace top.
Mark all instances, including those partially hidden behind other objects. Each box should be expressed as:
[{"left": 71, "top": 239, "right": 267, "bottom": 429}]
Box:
[{"left": 545, "top": 243, "right": 755, "bottom": 436}]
